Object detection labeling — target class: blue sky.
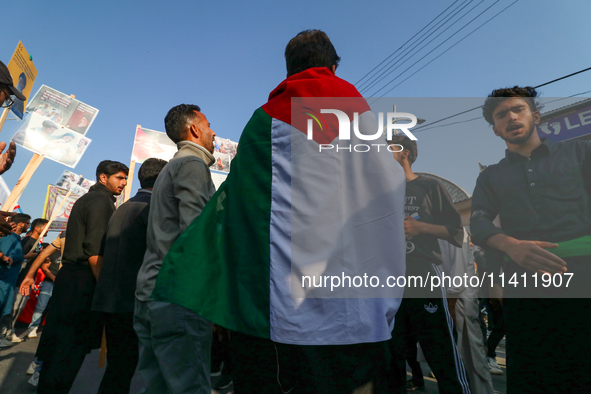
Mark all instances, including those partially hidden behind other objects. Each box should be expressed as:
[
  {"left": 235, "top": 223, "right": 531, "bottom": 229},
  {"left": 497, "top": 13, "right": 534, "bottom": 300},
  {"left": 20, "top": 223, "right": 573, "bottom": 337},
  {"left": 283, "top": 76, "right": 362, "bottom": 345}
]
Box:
[{"left": 1, "top": 0, "right": 590, "bottom": 241}]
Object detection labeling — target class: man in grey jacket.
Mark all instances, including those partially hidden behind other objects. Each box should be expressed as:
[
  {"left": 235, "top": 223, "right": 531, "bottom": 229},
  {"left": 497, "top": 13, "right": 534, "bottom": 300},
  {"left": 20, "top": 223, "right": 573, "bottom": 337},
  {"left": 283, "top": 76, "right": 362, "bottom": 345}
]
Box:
[{"left": 134, "top": 104, "right": 216, "bottom": 394}]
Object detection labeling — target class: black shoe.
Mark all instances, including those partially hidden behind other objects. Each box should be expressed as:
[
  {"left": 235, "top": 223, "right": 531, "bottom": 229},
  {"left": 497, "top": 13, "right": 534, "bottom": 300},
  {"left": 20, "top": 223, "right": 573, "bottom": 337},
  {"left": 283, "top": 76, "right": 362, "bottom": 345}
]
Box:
[
  {"left": 214, "top": 374, "right": 233, "bottom": 390},
  {"left": 406, "top": 378, "right": 425, "bottom": 391}
]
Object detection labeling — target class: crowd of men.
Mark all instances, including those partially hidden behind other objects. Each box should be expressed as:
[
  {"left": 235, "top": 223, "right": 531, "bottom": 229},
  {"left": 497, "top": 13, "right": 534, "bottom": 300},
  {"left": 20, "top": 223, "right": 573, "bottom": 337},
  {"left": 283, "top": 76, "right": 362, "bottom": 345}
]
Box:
[{"left": 0, "top": 29, "right": 589, "bottom": 394}]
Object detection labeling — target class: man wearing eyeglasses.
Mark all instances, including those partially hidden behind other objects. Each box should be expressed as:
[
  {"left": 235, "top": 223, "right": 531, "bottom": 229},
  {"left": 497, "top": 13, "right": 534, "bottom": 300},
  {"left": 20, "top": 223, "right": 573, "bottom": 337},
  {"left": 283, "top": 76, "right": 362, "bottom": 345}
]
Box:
[{"left": 0, "top": 60, "right": 21, "bottom": 175}]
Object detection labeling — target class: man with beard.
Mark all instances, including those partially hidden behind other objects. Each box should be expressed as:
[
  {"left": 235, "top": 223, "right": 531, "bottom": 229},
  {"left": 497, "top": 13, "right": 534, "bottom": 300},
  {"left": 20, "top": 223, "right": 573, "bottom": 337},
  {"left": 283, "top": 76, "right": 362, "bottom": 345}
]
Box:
[
  {"left": 134, "top": 104, "right": 217, "bottom": 394},
  {"left": 24, "top": 160, "right": 128, "bottom": 393},
  {"left": 470, "top": 86, "right": 591, "bottom": 392}
]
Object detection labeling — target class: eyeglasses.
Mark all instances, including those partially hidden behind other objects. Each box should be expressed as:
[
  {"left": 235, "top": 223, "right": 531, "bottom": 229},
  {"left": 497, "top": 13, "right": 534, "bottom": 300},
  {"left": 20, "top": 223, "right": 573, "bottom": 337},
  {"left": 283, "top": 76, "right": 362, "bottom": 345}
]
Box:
[{"left": 1, "top": 89, "right": 14, "bottom": 108}]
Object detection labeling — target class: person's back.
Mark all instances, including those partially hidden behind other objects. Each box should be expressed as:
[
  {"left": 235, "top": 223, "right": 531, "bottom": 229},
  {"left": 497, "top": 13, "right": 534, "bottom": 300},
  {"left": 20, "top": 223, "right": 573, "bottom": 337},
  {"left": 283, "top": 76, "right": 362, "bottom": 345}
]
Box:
[{"left": 152, "top": 30, "right": 407, "bottom": 393}]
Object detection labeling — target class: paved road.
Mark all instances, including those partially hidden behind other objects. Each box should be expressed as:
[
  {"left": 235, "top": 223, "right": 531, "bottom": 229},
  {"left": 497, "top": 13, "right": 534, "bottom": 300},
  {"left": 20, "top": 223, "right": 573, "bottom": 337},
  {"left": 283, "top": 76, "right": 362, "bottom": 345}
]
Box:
[
  {"left": 1, "top": 325, "right": 505, "bottom": 393},
  {"left": 0, "top": 325, "right": 234, "bottom": 394}
]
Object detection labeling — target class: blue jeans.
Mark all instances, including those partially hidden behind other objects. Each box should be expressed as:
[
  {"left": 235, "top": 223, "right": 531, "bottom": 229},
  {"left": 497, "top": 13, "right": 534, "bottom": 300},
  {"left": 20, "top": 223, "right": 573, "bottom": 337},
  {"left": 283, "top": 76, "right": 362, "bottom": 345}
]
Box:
[{"left": 29, "top": 281, "right": 54, "bottom": 329}]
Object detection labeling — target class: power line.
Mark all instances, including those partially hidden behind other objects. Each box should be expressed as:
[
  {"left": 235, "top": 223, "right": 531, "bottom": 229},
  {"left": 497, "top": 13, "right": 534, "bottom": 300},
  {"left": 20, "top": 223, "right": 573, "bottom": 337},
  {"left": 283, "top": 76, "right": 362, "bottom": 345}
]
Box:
[
  {"left": 354, "top": 0, "right": 462, "bottom": 87},
  {"left": 360, "top": 0, "right": 481, "bottom": 95},
  {"left": 368, "top": 0, "right": 506, "bottom": 98},
  {"left": 534, "top": 67, "right": 591, "bottom": 89},
  {"left": 358, "top": 0, "right": 475, "bottom": 93}
]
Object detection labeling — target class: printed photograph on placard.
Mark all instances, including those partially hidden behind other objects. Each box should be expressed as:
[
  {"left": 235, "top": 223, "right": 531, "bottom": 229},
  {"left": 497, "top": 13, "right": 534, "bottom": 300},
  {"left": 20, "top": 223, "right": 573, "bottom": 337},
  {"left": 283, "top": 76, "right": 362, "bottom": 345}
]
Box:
[
  {"left": 56, "top": 170, "right": 95, "bottom": 195},
  {"left": 214, "top": 136, "right": 238, "bottom": 159},
  {"left": 42, "top": 185, "right": 82, "bottom": 231},
  {"left": 5, "top": 41, "right": 38, "bottom": 120},
  {"left": 131, "top": 126, "right": 177, "bottom": 163},
  {"left": 25, "top": 85, "right": 99, "bottom": 135},
  {"left": 211, "top": 151, "right": 231, "bottom": 173},
  {"left": 11, "top": 113, "right": 92, "bottom": 168}
]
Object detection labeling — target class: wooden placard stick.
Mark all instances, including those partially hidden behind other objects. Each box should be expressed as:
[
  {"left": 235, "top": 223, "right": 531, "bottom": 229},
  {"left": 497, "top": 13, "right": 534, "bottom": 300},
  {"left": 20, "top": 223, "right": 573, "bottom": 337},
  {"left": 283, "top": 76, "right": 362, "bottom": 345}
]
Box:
[
  {"left": 0, "top": 108, "right": 10, "bottom": 134},
  {"left": 98, "top": 328, "right": 107, "bottom": 367},
  {"left": 1, "top": 153, "right": 44, "bottom": 212},
  {"left": 124, "top": 160, "right": 136, "bottom": 202},
  {"left": 26, "top": 190, "right": 71, "bottom": 255}
]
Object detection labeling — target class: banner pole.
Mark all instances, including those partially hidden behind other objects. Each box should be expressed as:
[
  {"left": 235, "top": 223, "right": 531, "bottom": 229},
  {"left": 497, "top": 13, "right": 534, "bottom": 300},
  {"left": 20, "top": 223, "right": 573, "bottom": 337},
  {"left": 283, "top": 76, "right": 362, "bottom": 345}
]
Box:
[
  {"left": 124, "top": 160, "right": 135, "bottom": 202},
  {"left": 0, "top": 108, "right": 9, "bottom": 134},
  {"left": 1, "top": 153, "right": 44, "bottom": 212},
  {"left": 27, "top": 190, "right": 71, "bottom": 255}
]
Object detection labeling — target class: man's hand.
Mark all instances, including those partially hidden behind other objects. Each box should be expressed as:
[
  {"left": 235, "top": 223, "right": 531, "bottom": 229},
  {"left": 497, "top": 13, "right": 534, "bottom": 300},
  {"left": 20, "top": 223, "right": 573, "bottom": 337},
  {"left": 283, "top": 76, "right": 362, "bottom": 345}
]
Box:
[
  {"left": 501, "top": 238, "right": 567, "bottom": 274},
  {"left": 0, "top": 141, "right": 16, "bottom": 175},
  {"left": 0, "top": 211, "right": 16, "bottom": 236},
  {"left": 20, "top": 277, "right": 34, "bottom": 296},
  {"left": 404, "top": 216, "right": 424, "bottom": 237}
]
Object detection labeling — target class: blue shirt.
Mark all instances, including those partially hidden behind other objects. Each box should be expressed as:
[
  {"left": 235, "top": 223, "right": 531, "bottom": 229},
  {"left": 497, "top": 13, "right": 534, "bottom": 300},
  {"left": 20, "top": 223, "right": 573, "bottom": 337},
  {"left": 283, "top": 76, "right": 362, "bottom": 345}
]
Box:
[{"left": 0, "top": 233, "right": 25, "bottom": 286}]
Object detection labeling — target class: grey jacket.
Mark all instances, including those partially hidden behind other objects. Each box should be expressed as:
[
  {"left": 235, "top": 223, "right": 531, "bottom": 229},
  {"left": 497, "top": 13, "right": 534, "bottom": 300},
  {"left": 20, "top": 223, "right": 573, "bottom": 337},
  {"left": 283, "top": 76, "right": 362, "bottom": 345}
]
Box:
[{"left": 135, "top": 141, "right": 216, "bottom": 301}]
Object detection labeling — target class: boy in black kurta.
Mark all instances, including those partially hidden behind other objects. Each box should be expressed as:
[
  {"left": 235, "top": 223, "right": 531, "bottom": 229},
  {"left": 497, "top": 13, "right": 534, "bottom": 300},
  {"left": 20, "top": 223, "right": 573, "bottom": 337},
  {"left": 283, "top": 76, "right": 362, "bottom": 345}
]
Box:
[
  {"left": 23, "top": 161, "right": 129, "bottom": 394},
  {"left": 387, "top": 135, "right": 470, "bottom": 394}
]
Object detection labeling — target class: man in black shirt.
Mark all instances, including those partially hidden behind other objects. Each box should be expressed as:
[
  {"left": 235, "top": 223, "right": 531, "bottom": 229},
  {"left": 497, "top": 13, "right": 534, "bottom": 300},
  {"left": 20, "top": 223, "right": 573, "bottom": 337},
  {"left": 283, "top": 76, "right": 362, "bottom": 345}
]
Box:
[
  {"left": 470, "top": 86, "right": 591, "bottom": 392},
  {"left": 28, "top": 160, "right": 128, "bottom": 394},
  {"left": 387, "top": 135, "right": 470, "bottom": 394},
  {"left": 92, "top": 158, "right": 167, "bottom": 394}
]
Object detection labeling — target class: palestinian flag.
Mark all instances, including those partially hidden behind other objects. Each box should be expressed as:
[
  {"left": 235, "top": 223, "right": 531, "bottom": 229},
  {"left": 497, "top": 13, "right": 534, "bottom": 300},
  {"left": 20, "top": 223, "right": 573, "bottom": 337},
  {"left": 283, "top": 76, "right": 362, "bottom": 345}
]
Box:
[{"left": 153, "top": 67, "right": 407, "bottom": 345}]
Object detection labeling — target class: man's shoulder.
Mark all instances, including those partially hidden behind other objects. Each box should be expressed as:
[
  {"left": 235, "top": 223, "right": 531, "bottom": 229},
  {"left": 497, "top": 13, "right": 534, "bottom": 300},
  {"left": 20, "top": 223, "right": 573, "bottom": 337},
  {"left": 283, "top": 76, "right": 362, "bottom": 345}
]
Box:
[
  {"left": 414, "top": 175, "right": 447, "bottom": 192},
  {"left": 552, "top": 139, "right": 590, "bottom": 155},
  {"left": 169, "top": 155, "right": 211, "bottom": 176}
]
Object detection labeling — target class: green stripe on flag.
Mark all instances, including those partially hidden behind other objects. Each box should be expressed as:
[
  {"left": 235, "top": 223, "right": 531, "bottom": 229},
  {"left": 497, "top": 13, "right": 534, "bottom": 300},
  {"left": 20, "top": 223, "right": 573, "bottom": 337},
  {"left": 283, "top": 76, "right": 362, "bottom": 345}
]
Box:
[{"left": 153, "top": 107, "right": 273, "bottom": 338}]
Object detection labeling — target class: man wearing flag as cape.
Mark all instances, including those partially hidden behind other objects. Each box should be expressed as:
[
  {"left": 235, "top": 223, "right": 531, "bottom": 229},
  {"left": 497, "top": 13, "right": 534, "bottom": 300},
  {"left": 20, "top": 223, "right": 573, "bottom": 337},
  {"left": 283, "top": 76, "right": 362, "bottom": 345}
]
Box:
[{"left": 154, "top": 30, "right": 407, "bottom": 392}]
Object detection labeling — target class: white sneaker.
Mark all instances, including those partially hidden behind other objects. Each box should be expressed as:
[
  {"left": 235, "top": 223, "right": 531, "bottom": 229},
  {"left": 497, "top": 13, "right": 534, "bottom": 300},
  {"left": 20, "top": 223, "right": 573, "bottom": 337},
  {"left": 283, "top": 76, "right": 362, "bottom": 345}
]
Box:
[
  {"left": 28, "top": 327, "right": 38, "bottom": 338},
  {"left": 28, "top": 371, "right": 40, "bottom": 387},
  {"left": 487, "top": 357, "right": 503, "bottom": 375},
  {"left": 27, "top": 360, "right": 41, "bottom": 375},
  {"left": 10, "top": 335, "right": 22, "bottom": 343}
]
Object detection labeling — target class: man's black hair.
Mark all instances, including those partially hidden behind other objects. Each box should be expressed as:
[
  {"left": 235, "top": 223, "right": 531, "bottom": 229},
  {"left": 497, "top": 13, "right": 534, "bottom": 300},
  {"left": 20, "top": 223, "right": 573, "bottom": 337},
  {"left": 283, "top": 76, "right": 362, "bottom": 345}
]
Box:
[
  {"left": 285, "top": 29, "right": 341, "bottom": 77},
  {"left": 164, "top": 104, "right": 201, "bottom": 144},
  {"left": 138, "top": 158, "right": 168, "bottom": 189},
  {"left": 95, "top": 160, "right": 129, "bottom": 181},
  {"left": 387, "top": 134, "right": 418, "bottom": 165},
  {"left": 12, "top": 213, "right": 31, "bottom": 224},
  {"left": 31, "top": 218, "right": 48, "bottom": 230},
  {"left": 482, "top": 86, "right": 542, "bottom": 126}
]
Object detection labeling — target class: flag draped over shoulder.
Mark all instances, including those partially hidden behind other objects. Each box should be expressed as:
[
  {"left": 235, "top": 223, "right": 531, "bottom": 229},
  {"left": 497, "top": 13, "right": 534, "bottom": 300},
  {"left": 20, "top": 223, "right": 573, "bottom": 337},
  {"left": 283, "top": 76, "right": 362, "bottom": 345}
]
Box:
[{"left": 153, "top": 67, "right": 407, "bottom": 345}]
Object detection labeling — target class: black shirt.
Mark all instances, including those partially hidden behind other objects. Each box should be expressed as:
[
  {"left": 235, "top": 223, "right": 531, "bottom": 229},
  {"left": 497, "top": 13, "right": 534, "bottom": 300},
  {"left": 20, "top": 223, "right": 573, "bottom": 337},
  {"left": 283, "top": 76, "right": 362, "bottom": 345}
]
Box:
[
  {"left": 471, "top": 139, "right": 591, "bottom": 246},
  {"left": 92, "top": 190, "right": 151, "bottom": 314},
  {"left": 62, "top": 182, "right": 116, "bottom": 265},
  {"left": 404, "top": 176, "right": 463, "bottom": 275}
]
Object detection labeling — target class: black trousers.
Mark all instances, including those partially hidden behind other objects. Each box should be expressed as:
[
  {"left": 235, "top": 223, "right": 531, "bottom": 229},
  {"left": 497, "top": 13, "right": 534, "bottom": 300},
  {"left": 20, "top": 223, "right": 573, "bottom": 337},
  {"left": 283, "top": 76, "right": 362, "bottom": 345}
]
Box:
[
  {"left": 502, "top": 255, "right": 591, "bottom": 393},
  {"left": 37, "top": 264, "right": 102, "bottom": 394},
  {"left": 230, "top": 332, "right": 391, "bottom": 394},
  {"left": 389, "top": 296, "right": 471, "bottom": 394},
  {"left": 486, "top": 301, "right": 505, "bottom": 359},
  {"left": 98, "top": 312, "right": 139, "bottom": 394},
  {"left": 37, "top": 345, "right": 88, "bottom": 394}
]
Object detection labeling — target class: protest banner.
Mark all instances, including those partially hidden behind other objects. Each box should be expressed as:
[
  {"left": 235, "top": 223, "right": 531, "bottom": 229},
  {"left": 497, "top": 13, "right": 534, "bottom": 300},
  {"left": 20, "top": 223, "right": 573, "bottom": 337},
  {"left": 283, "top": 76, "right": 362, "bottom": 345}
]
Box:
[
  {"left": 5, "top": 41, "right": 38, "bottom": 121},
  {"left": 0, "top": 176, "right": 11, "bottom": 209},
  {"left": 41, "top": 185, "right": 80, "bottom": 231},
  {"left": 11, "top": 112, "right": 92, "bottom": 168},
  {"left": 25, "top": 85, "right": 98, "bottom": 135},
  {"left": 56, "top": 170, "right": 95, "bottom": 195},
  {"left": 27, "top": 189, "right": 71, "bottom": 255},
  {"left": 126, "top": 125, "right": 238, "bottom": 194}
]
